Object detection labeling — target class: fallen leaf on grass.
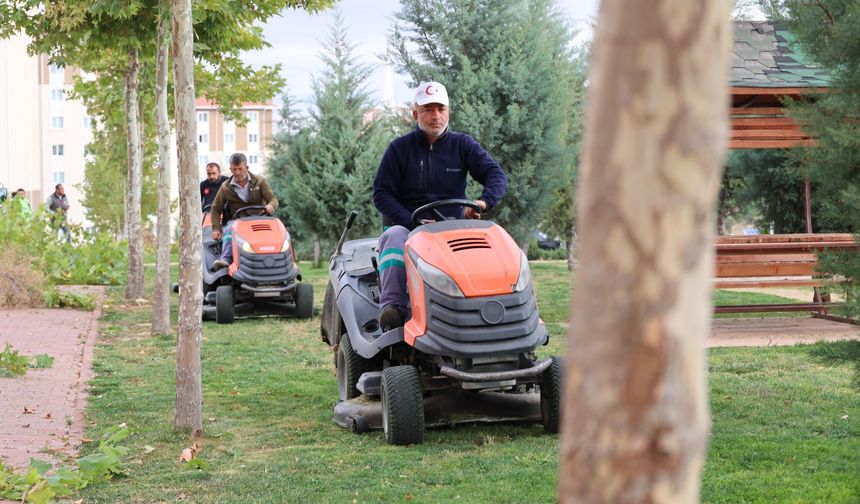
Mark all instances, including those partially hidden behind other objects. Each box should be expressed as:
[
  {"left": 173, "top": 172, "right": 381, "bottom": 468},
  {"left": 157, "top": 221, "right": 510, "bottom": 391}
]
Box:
[
  {"left": 179, "top": 443, "right": 200, "bottom": 462},
  {"left": 144, "top": 445, "right": 156, "bottom": 453},
  {"left": 405, "top": 495, "right": 413, "bottom": 501},
  {"left": 841, "top": 415, "right": 849, "bottom": 420},
  {"left": 74, "top": 500, "right": 84, "bottom": 504},
  {"left": 81, "top": 437, "right": 93, "bottom": 443}
]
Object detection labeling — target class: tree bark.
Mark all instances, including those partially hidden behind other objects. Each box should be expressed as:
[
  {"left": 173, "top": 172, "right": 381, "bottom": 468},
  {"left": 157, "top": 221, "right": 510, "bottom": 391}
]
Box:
[
  {"left": 152, "top": 9, "right": 172, "bottom": 335},
  {"left": 124, "top": 46, "right": 145, "bottom": 300},
  {"left": 559, "top": 1, "right": 731, "bottom": 503},
  {"left": 313, "top": 236, "right": 320, "bottom": 269},
  {"left": 172, "top": 0, "right": 203, "bottom": 435}
]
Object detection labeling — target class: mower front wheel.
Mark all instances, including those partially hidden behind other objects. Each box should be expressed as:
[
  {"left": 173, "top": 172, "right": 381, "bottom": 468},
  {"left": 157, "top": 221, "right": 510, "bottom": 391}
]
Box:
[
  {"left": 337, "top": 334, "right": 371, "bottom": 400},
  {"left": 294, "top": 283, "right": 314, "bottom": 319},
  {"left": 381, "top": 366, "right": 424, "bottom": 446},
  {"left": 540, "top": 356, "right": 562, "bottom": 433},
  {"left": 215, "top": 285, "right": 235, "bottom": 324}
]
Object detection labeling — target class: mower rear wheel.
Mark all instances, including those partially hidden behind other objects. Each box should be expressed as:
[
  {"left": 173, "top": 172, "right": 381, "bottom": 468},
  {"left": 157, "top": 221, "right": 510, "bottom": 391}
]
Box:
[
  {"left": 215, "top": 285, "right": 235, "bottom": 324},
  {"left": 540, "top": 356, "right": 562, "bottom": 433},
  {"left": 294, "top": 283, "right": 314, "bottom": 319},
  {"left": 336, "top": 334, "right": 371, "bottom": 400},
  {"left": 381, "top": 366, "right": 424, "bottom": 445}
]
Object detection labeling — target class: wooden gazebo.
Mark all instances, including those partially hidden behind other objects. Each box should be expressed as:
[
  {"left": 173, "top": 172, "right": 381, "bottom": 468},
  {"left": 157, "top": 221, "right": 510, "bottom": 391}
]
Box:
[{"left": 729, "top": 21, "right": 831, "bottom": 229}]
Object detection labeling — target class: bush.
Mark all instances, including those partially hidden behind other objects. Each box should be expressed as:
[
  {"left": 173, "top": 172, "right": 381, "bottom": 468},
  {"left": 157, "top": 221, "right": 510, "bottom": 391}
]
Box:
[
  {"left": 0, "top": 204, "right": 125, "bottom": 285},
  {"left": 0, "top": 246, "right": 47, "bottom": 308},
  {"left": 526, "top": 239, "right": 568, "bottom": 261}
]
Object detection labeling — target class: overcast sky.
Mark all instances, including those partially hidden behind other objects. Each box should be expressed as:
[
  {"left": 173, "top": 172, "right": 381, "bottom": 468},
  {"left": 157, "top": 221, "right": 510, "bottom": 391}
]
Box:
[{"left": 241, "top": 0, "right": 600, "bottom": 112}]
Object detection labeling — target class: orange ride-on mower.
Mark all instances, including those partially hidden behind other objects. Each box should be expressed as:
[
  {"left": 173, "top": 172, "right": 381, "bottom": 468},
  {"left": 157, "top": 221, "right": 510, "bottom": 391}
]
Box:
[
  {"left": 201, "top": 205, "right": 313, "bottom": 324},
  {"left": 321, "top": 200, "right": 561, "bottom": 445}
]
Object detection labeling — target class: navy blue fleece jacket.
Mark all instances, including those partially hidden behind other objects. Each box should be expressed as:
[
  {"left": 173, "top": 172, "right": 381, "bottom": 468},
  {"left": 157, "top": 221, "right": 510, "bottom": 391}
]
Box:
[{"left": 372, "top": 127, "right": 507, "bottom": 229}]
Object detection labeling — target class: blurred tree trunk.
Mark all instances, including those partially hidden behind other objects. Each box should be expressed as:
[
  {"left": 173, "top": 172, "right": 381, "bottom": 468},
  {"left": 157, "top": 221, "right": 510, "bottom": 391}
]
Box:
[
  {"left": 313, "top": 236, "right": 321, "bottom": 269},
  {"left": 559, "top": 1, "right": 731, "bottom": 502},
  {"left": 173, "top": 0, "right": 203, "bottom": 435},
  {"left": 152, "top": 7, "right": 172, "bottom": 335},
  {"left": 124, "top": 46, "right": 144, "bottom": 300}
]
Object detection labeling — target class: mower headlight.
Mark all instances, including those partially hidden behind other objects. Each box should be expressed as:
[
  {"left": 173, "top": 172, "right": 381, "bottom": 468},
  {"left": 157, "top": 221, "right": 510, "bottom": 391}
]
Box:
[
  {"left": 281, "top": 232, "right": 291, "bottom": 253},
  {"left": 237, "top": 236, "right": 254, "bottom": 254},
  {"left": 513, "top": 252, "right": 531, "bottom": 292},
  {"left": 415, "top": 256, "right": 464, "bottom": 298}
]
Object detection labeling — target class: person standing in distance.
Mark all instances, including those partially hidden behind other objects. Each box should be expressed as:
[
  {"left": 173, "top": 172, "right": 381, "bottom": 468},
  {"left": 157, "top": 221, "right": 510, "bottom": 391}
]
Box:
[
  {"left": 200, "top": 162, "right": 228, "bottom": 210},
  {"left": 372, "top": 81, "right": 507, "bottom": 330}
]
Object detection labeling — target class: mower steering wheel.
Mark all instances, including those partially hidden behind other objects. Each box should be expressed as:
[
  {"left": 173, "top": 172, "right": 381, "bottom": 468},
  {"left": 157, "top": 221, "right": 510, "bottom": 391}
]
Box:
[
  {"left": 411, "top": 199, "right": 483, "bottom": 227},
  {"left": 233, "top": 205, "right": 268, "bottom": 218}
]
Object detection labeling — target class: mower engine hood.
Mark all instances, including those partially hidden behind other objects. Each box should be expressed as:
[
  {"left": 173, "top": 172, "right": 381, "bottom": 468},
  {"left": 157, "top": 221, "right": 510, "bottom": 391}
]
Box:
[{"left": 406, "top": 220, "right": 523, "bottom": 298}]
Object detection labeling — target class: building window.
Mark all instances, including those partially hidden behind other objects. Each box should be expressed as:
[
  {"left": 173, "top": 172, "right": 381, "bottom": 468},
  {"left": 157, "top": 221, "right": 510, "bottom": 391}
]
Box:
[
  {"left": 198, "top": 155, "right": 208, "bottom": 165},
  {"left": 198, "top": 111, "right": 208, "bottom": 122},
  {"left": 51, "top": 116, "right": 64, "bottom": 128},
  {"left": 49, "top": 63, "right": 63, "bottom": 74},
  {"left": 224, "top": 133, "right": 234, "bottom": 144},
  {"left": 248, "top": 133, "right": 258, "bottom": 143},
  {"left": 247, "top": 111, "right": 258, "bottom": 122},
  {"left": 83, "top": 116, "right": 91, "bottom": 128},
  {"left": 52, "top": 172, "right": 65, "bottom": 184},
  {"left": 248, "top": 155, "right": 259, "bottom": 164},
  {"left": 50, "top": 89, "right": 64, "bottom": 101},
  {"left": 52, "top": 144, "right": 64, "bottom": 156},
  {"left": 198, "top": 134, "right": 209, "bottom": 144}
]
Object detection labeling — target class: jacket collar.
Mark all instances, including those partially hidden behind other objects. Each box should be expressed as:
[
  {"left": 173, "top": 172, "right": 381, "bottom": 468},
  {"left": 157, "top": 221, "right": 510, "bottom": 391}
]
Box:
[{"left": 414, "top": 125, "right": 449, "bottom": 148}]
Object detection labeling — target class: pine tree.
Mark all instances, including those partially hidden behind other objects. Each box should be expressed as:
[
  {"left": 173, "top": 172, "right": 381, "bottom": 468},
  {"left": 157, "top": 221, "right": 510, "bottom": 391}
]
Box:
[
  {"left": 267, "top": 14, "right": 393, "bottom": 266},
  {"left": 389, "top": 0, "right": 585, "bottom": 244}
]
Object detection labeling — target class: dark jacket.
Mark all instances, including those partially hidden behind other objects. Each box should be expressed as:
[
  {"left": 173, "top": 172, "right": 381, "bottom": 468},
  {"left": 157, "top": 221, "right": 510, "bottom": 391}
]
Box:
[
  {"left": 200, "top": 175, "right": 228, "bottom": 209},
  {"left": 372, "top": 127, "right": 507, "bottom": 229},
  {"left": 209, "top": 172, "right": 278, "bottom": 234}
]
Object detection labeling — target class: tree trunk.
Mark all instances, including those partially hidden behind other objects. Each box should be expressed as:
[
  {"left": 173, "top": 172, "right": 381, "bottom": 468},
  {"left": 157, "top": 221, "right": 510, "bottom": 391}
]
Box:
[
  {"left": 152, "top": 10, "right": 172, "bottom": 335},
  {"left": 313, "top": 236, "right": 320, "bottom": 268},
  {"left": 172, "top": 0, "right": 203, "bottom": 435},
  {"left": 559, "top": 1, "right": 731, "bottom": 503},
  {"left": 124, "top": 46, "right": 145, "bottom": 300},
  {"left": 565, "top": 222, "right": 575, "bottom": 272}
]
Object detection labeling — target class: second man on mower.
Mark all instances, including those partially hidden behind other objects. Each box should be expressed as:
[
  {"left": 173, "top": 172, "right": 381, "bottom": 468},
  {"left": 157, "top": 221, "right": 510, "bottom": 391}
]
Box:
[
  {"left": 372, "top": 81, "right": 507, "bottom": 331},
  {"left": 210, "top": 153, "right": 279, "bottom": 270}
]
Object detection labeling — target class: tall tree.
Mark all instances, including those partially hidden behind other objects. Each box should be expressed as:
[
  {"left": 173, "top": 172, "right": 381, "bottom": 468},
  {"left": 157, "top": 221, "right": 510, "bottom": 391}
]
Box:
[
  {"left": 559, "top": 1, "right": 731, "bottom": 502},
  {"left": 152, "top": 2, "right": 172, "bottom": 335},
  {"left": 125, "top": 46, "right": 145, "bottom": 299},
  {"left": 389, "top": 0, "right": 584, "bottom": 245},
  {"left": 268, "top": 15, "right": 393, "bottom": 265},
  {"left": 172, "top": 0, "right": 203, "bottom": 435}
]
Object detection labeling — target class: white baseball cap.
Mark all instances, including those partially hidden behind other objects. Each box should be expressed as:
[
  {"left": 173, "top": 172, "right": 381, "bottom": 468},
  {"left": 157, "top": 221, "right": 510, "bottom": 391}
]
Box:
[{"left": 414, "top": 81, "right": 449, "bottom": 107}]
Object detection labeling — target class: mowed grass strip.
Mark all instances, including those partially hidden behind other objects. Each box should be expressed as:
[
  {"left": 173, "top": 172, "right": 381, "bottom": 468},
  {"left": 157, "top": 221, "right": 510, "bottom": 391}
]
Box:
[{"left": 77, "top": 259, "right": 859, "bottom": 503}]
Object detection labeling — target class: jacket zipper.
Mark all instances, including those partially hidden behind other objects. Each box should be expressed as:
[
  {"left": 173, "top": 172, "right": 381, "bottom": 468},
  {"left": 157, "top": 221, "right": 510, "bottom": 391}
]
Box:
[{"left": 428, "top": 143, "right": 433, "bottom": 191}]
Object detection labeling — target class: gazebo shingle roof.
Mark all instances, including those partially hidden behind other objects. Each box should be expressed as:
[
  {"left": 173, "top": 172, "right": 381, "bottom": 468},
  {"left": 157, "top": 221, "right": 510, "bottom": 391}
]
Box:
[{"left": 732, "top": 21, "right": 830, "bottom": 88}]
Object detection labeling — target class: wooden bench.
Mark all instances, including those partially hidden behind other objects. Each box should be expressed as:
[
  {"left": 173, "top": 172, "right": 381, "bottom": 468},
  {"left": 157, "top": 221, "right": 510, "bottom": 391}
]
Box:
[{"left": 714, "top": 233, "right": 856, "bottom": 314}]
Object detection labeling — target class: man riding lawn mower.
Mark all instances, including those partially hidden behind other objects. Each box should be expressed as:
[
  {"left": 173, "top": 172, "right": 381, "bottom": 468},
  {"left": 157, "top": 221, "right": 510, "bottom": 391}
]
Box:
[
  {"left": 200, "top": 153, "right": 313, "bottom": 323},
  {"left": 320, "top": 81, "right": 561, "bottom": 445}
]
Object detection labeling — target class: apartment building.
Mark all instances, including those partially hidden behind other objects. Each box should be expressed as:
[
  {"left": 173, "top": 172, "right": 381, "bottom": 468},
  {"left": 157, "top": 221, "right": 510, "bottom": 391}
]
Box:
[
  {"left": 1, "top": 33, "right": 276, "bottom": 226},
  {"left": 194, "top": 98, "right": 275, "bottom": 174},
  {"left": 0, "top": 34, "right": 92, "bottom": 224}
]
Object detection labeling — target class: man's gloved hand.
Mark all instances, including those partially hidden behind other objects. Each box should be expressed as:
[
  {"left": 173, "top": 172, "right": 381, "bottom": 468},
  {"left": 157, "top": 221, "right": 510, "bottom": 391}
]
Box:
[
  {"left": 212, "top": 230, "right": 222, "bottom": 241},
  {"left": 464, "top": 199, "right": 487, "bottom": 220},
  {"left": 265, "top": 204, "right": 275, "bottom": 214}
]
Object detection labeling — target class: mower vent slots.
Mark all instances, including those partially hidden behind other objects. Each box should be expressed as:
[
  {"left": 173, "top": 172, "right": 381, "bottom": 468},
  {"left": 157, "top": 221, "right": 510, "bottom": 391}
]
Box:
[
  {"left": 447, "top": 236, "right": 491, "bottom": 252},
  {"left": 251, "top": 223, "right": 273, "bottom": 232}
]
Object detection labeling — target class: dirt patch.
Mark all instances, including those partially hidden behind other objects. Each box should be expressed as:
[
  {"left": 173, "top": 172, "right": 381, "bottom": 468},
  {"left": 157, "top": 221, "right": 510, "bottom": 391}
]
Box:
[{"left": 710, "top": 316, "right": 859, "bottom": 347}]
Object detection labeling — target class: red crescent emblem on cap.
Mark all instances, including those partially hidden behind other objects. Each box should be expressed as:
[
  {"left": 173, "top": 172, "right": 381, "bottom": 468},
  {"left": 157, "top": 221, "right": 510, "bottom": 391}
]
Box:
[{"left": 425, "top": 85, "right": 436, "bottom": 95}]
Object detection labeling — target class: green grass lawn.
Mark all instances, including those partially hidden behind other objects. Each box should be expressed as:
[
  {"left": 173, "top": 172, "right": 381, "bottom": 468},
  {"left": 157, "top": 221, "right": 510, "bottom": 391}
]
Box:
[{"left": 71, "top": 259, "right": 859, "bottom": 503}]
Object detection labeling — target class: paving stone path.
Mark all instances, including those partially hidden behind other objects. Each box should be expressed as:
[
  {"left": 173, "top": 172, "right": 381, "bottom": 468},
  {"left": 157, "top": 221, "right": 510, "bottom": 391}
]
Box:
[{"left": 0, "top": 287, "right": 104, "bottom": 470}]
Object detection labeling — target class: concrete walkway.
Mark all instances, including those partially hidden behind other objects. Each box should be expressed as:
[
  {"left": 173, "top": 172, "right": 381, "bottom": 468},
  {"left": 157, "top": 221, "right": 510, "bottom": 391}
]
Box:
[{"left": 0, "top": 287, "right": 103, "bottom": 470}]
